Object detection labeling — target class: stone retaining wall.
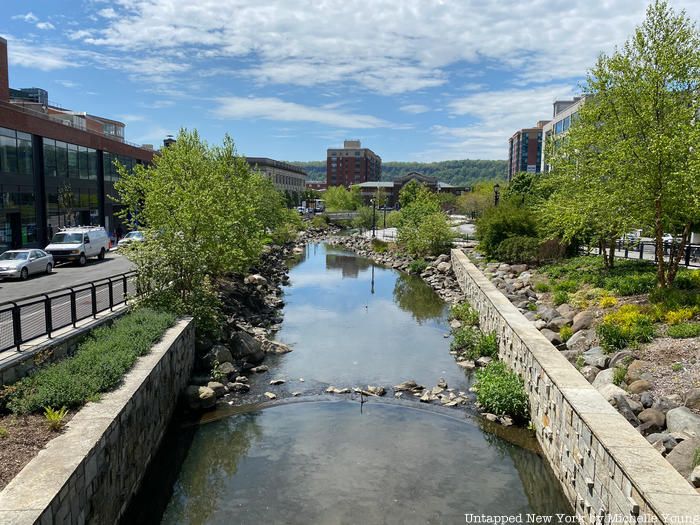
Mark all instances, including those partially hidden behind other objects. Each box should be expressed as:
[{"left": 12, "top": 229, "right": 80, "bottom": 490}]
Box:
[
  {"left": 0, "top": 317, "right": 195, "bottom": 525},
  {"left": 451, "top": 249, "right": 700, "bottom": 523}
]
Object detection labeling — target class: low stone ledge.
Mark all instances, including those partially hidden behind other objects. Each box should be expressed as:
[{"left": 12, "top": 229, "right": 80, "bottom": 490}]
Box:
[
  {"left": 0, "top": 317, "right": 195, "bottom": 525},
  {"left": 451, "top": 249, "right": 700, "bottom": 523}
]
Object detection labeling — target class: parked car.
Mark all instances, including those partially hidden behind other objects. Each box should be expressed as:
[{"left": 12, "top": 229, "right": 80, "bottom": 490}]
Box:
[
  {"left": 0, "top": 249, "right": 54, "bottom": 280},
  {"left": 117, "top": 231, "right": 145, "bottom": 248},
  {"left": 45, "top": 226, "right": 111, "bottom": 266}
]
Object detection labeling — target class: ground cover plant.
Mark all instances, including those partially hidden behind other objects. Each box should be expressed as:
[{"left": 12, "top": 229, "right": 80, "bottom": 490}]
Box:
[{"left": 475, "top": 361, "right": 529, "bottom": 422}]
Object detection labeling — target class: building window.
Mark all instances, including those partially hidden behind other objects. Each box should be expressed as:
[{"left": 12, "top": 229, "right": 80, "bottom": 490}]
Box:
[
  {"left": 67, "top": 143, "right": 79, "bottom": 179},
  {"left": 44, "top": 139, "right": 57, "bottom": 177},
  {"left": 17, "top": 132, "right": 33, "bottom": 176},
  {"left": 55, "top": 141, "right": 68, "bottom": 179},
  {"left": 0, "top": 127, "right": 18, "bottom": 174}
]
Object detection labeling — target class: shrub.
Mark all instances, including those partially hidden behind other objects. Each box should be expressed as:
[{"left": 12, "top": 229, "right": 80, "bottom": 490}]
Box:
[
  {"left": 476, "top": 204, "right": 538, "bottom": 258},
  {"left": 351, "top": 206, "right": 375, "bottom": 229},
  {"left": 408, "top": 258, "right": 428, "bottom": 274},
  {"left": 450, "top": 302, "right": 479, "bottom": 326},
  {"left": 399, "top": 212, "right": 455, "bottom": 257},
  {"left": 494, "top": 236, "right": 540, "bottom": 264},
  {"left": 0, "top": 427, "right": 7, "bottom": 439},
  {"left": 385, "top": 210, "right": 402, "bottom": 228},
  {"left": 596, "top": 305, "right": 655, "bottom": 352},
  {"left": 44, "top": 406, "right": 68, "bottom": 431},
  {"left": 649, "top": 287, "right": 700, "bottom": 309},
  {"left": 612, "top": 366, "right": 627, "bottom": 386},
  {"left": 559, "top": 326, "right": 573, "bottom": 342},
  {"left": 475, "top": 361, "right": 529, "bottom": 422},
  {"left": 5, "top": 309, "right": 175, "bottom": 414},
  {"left": 370, "top": 238, "right": 389, "bottom": 253},
  {"left": 553, "top": 291, "right": 569, "bottom": 306},
  {"left": 534, "top": 282, "right": 551, "bottom": 293},
  {"left": 553, "top": 280, "right": 579, "bottom": 293},
  {"left": 665, "top": 308, "right": 693, "bottom": 326},
  {"left": 451, "top": 328, "right": 498, "bottom": 360},
  {"left": 310, "top": 214, "right": 330, "bottom": 229},
  {"left": 667, "top": 323, "right": 700, "bottom": 339},
  {"left": 599, "top": 295, "right": 618, "bottom": 308}
]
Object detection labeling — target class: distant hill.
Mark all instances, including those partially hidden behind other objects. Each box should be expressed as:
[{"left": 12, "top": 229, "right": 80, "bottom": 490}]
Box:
[{"left": 289, "top": 160, "right": 507, "bottom": 187}]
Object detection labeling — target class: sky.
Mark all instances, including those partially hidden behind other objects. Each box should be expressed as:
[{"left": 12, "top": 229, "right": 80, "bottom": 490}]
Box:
[{"left": 2, "top": 1, "right": 699, "bottom": 162}]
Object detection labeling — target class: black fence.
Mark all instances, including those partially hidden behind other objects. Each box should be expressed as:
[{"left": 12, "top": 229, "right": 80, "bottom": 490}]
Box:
[
  {"left": 583, "top": 241, "right": 700, "bottom": 268},
  {"left": 0, "top": 271, "right": 137, "bottom": 354}
]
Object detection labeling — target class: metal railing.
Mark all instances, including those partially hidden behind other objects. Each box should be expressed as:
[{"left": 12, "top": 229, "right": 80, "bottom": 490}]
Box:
[
  {"left": 582, "top": 241, "right": 700, "bottom": 268},
  {"left": 0, "top": 271, "right": 137, "bottom": 354}
]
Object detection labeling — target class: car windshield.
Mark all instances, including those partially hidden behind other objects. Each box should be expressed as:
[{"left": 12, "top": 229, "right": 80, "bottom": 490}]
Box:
[
  {"left": 0, "top": 251, "right": 28, "bottom": 260},
  {"left": 125, "top": 232, "right": 143, "bottom": 239},
  {"left": 51, "top": 233, "right": 83, "bottom": 244}
]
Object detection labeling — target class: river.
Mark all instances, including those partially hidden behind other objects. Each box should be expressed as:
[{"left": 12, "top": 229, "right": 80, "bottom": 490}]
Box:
[{"left": 128, "top": 243, "right": 571, "bottom": 524}]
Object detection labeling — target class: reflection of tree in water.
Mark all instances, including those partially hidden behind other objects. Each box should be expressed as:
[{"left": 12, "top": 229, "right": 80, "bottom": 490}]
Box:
[
  {"left": 325, "top": 253, "right": 371, "bottom": 278},
  {"left": 163, "top": 413, "right": 263, "bottom": 525},
  {"left": 481, "top": 429, "right": 572, "bottom": 517},
  {"left": 392, "top": 273, "right": 446, "bottom": 324}
]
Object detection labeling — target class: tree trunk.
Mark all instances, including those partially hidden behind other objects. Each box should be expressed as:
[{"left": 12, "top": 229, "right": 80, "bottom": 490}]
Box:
[
  {"left": 667, "top": 222, "right": 692, "bottom": 286},
  {"left": 600, "top": 242, "right": 609, "bottom": 268},
  {"left": 608, "top": 238, "right": 616, "bottom": 268},
  {"left": 654, "top": 197, "right": 666, "bottom": 288}
]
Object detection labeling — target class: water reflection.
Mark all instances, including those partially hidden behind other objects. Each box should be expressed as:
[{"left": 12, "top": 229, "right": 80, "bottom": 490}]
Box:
[
  {"left": 325, "top": 252, "right": 371, "bottom": 278},
  {"left": 393, "top": 272, "right": 446, "bottom": 324},
  {"left": 161, "top": 402, "right": 567, "bottom": 525}
]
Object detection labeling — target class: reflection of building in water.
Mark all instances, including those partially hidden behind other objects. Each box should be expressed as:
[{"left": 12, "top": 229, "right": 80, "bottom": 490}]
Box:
[{"left": 325, "top": 253, "right": 371, "bottom": 278}]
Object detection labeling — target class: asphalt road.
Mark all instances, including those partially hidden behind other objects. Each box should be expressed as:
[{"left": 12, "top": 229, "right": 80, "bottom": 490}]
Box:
[{"left": 0, "top": 251, "right": 134, "bottom": 303}]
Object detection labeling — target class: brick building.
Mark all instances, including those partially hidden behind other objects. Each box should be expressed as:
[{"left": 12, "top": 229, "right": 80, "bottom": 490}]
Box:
[
  {"left": 326, "top": 140, "right": 381, "bottom": 187},
  {"left": 507, "top": 121, "right": 548, "bottom": 181},
  {"left": 0, "top": 37, "right": 154, "bottom": 251}
]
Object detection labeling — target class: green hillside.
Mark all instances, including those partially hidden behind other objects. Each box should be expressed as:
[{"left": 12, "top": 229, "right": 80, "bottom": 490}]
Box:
[{"left": 289, "top": 160, "right": 507, "bottom": 186}]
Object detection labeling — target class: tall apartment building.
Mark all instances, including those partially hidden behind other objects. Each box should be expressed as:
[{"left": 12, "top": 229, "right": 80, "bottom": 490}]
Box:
[
  {"left": 507, "top": 121, "right": 548, "bottom": 181},
  {"left": 540, "top": 97, "right": 585, "bottom": 172},
  {"left": 326, "top": 140, "right": 381, "bottom": 187},
  {"left": 245, "top": 157, "right": 307, "bottom": 195},
  {"left": 0, "top": 37, "right": 154, "bottom": 251}
]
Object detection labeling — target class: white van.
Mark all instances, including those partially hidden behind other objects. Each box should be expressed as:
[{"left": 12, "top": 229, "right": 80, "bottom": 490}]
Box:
[{"left": 45, "top": 226, "right": 111, "bottom": 266}]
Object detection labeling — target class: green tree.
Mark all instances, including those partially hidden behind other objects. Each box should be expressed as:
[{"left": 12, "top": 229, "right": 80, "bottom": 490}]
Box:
[
  {"left": 549, "top": 1, "right": 700, "bottom": 285},
  {"left": 398, "top": 180, "right": 423, "bottom": 209},
  {"left": 324, "top": 185, "right": 361, "bottom": 211},
  {"left": 115, "top": 129, "right": 288, "bottom": 333},
  {"left": 397, "top": 187, "right": 454, "bottom": 256}
]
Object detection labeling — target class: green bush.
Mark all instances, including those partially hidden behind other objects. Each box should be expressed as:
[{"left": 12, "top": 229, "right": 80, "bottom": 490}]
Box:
[
  {"left": 399, "top": 212, "right": 455, "bottom": 257},
  {"left": 667, "top": 323, "right": 700, "bottom": 339},
  {"left": 450, "top": 302, "right": 479, "bottom": 326},
  {"left": 596, "top": 305, "right": 655, "bottom": 352},
  {"left": 370, "top": 238, "right": 389, "bottom": 253},
  {"left": 533, "top": 282, "right": 551, "bottom": 293},
  {"left": 408, "top": 258, "right": 428, "bottom": 274},
  {"left": 475, "top": 361, "right": 529, "bottom": 422},
  {"left": 649, "top": 287, "right": 700, "bottom": 309},
  {"left": 559, "top": 326, "right": 573, "bottom": 342},
  {"left": 352, "top": 206, "right": 375, "bottom": 229},
  {"left": 385, "top": 210, "right": 402, "bottom": 228},
  {"left": 4, "top": 309, "right": 175, "bottom": 414},
  {"left": 451, "top": 328, "right": 498, "bottom": 360},
  {"left": 612, "top": 366, "right": 627, "bottom": 386},
  {"left": 494, "top": 236, "right": 540, "bottom": 264},
  {"left": 309, "top": 214, "right": 330, "bottom": 229},
  {"left": 552, "top": 290, "right": 569, "bottom": 306},
  {"left": 475, "top": 204, "right": 538, "bottom": 258}
]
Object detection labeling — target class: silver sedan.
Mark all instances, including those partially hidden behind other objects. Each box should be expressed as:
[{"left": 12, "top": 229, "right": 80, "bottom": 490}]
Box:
[{"left": 0, "top": 249, "right": 54, "bottom": 280}]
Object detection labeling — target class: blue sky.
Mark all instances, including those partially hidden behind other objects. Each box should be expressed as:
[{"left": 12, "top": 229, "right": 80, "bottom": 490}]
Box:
[{"left": 2, "top": 1, "right": 698, "bottom": 162}]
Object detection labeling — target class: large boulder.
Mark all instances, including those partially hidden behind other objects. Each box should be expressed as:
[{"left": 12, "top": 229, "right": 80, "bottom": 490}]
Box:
[
  {"left": 665, "top": 437, "right": 700, "bottom": 479},
  {"left": 556, "top": 303, "right": 576, "bottom": 320},
  {"left": 637, "top": 408, "right": 666, "bottom": 434},
  {"left": 262, "top": 339, "right": 293, "bottom": 354},
  {"left": 625, "top": 360, "right": 652, "bottom": 383},
  {"left": 185, "top": 385, "right": 217, "bottom": 410},
  {"left": 628, "top": 379, "right": 653, "bottom": 394},
  {"left": 583, "top": 347, "right": 608, "bottom": 369},
  {"left": 540, "top": 328, "right": 562, "bottom": 345},
  {"left": 592, "top": 368, "right": 616, "bottom": 388},
  {"left": 566, "top": 329, "right": 594, "bottom": 352},
  {"left": 538, "top": 306, "right": 559, "bottom": 323},
  {"left": 597, "top": 383, "right": 628, "bottom": 403},
  {"left": 652, "top": 396, "right": 679, "bottom": 414},
  {"left": 666, "top": 407, "right": 700, "bottom": 437},
  {"left": 547, "top": 317, "right": 571, "bottom": 331},
  {"left": 571, "top": 310, "right": 595, "bottom": 333},
  {"left": 230, "top": 331, "right": 265, "bottom": 365},
  {"left": 202, "top": 344, "right": 234, "bottom": 367},
  {"left": 684, "top": 388, "right": 700, "bottom": 410},
  {"left": 612, "top": 394, "right": 640, "bottom": 427},
  {"left": 579, "top": 365, "right": 600, "bottom": 383}
]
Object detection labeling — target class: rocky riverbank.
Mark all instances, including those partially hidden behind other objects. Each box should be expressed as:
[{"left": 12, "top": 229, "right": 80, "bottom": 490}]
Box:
[{"left": 465, "top": 248, "right": 700, "bottom": 490}]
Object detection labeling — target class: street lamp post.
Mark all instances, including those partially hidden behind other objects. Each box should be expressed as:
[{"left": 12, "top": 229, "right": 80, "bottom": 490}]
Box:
[
  {"left": 371, "top": 199, "right": 376, "bottom": 238},
  {"left": 383, "top": 204, "right": 387, "bottom": 229},
  {"left": 494, "top": 183, "right": 500, "bottom": 207}
]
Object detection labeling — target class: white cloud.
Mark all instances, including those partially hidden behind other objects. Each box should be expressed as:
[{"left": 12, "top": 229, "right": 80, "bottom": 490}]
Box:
[
  {"left": 69, "top": 0, "right": 700, "bottom": 95},
  {"left": 213, "top": 96, "right": 391, "bottom": 129},
  {"left": 55, "top": 79, "right": 80, "bottom": 88},
  {"left": 117, "top": 114, "right": 145, "bottom": 122},
  {"left": 400, "top": 104, "right": 430, "bottom": 114},
  {"left": 12, "top": 13, "right": 39, "bottom": 23},
  {"left": 4, "top": 37, "right": 86, "bottom": 71},
  {"left": 98, "top": 8, "right": 119, "bottom": 19},
  {"left": 415, "top": 84, "right": 577, "bottom": 160},
  {"left": 36, "top": 22, "right": 55, "bottom": 30}
]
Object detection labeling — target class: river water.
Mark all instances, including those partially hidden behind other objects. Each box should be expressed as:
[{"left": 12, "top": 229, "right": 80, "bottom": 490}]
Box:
[{"left": 133, "top": 243, "right": 571, "bottom": 524}]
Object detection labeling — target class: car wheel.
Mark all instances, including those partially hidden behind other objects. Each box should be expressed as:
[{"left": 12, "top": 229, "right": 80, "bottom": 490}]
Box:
[
  {"left": 98, "top": 248, "right": 106, "bottom": 260},
  {"left": 78, "top": 253, "right": 87, "bottom": 266},
  {"left": 20, "top": 267, "right": 29, "bottom": 280},
  {"left": 46, "top": 263, "right": 53, "bottom": 274}
]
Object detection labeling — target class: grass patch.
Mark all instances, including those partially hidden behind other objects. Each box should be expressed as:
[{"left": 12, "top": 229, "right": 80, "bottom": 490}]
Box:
[
  {"left": 559, "top": 326, "right": 573, "bottom": 342},
  {"left": 475, "top": 361, "right": 529, "bottom": 422},
  {"left": 370, "top": 238, "right": 389, "bottom": 253},
  {"left": 533, "top": 281, "right": 551, "bottom": 293},
  {"left": 599, "top": 295, "right": 618, "bottom": 308},
  {"left": 408, "top": 258, "right": 428, "bottom": 274},
  {"left": 612, "top": 366, "right": 627, "bottom": 386},
  {"left": 552, "top": 290, "right": 569, "bottom": 306},
  {"left": 3, "top": 308, "right": 175, "bottom": 415},
  {"left": 596, "top": 305, "right": 655, "bottom": 352},
  {"left": 451, "top": 327, "right": 498, "bottom": 360},
  {"left": 667, "top": 323, "right": 700, "bottom": 339},
  {"left": 450, "top": 302, "right": 479, "bottom": 326}
]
